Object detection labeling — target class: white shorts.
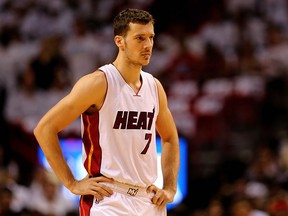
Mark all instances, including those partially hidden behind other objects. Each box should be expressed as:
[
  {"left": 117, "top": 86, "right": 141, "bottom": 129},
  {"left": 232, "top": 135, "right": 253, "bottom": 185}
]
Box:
[{"left": 82, "top": 181, "right": 167, "bottom": 216}]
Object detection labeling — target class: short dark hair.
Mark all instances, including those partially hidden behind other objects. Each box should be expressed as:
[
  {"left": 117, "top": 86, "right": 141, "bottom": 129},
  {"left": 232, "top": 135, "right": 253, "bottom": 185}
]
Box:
[{"left": 113, "top": 8, "right": 154, "bottom": 36}]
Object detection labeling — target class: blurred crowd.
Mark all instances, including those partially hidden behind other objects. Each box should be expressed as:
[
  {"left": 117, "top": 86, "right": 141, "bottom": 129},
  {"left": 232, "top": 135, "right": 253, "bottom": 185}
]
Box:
[{"left": 1, "top": 0, "right": 288, "bottom": 215}]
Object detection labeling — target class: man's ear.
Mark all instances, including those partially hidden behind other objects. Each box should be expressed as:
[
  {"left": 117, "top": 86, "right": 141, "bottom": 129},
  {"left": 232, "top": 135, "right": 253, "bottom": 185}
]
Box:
[{"left": 114, "top": 35, "right": 124, "bottom": 50}]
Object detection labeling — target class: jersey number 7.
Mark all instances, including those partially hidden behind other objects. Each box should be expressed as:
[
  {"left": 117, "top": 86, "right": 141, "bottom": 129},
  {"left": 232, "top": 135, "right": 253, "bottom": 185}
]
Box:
[{"left": 141, "top": 133, "right": 152, "bottom": 154}]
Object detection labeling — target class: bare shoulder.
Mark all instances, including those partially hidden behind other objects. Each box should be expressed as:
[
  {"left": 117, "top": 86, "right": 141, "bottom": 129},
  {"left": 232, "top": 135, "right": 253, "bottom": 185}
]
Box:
[
  {"left": 76, "top": 70, "right": 107, "bottom": 89},
  {"left": 68, "top": 69, "right": 107, "bottom": 109},
  {"left": 153, "top": 77, "right": 166, "bottom": 96},
  {"left": 153, "top": 77, "right": 168, "bottom": 109},
  {"left": 153, "top": 77, "right": 161, "bottom": 84}
]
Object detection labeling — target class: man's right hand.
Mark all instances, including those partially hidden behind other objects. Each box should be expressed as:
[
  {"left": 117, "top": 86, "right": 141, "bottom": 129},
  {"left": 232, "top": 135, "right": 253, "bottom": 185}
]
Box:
[{"left": 69, "top": 175, "right": 114, "bottom": 201}]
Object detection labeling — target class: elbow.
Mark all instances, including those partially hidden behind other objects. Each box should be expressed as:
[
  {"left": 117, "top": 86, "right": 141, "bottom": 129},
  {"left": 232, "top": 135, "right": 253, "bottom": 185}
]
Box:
[
  {"left": 34, "top": 120, "right": 48, "bottom": 141},
  {"left": 34, "top": 121, "right": 58, "bottom": 142},
  {"left": 33, "top": 123, "right": 42, "bottom": 141}
]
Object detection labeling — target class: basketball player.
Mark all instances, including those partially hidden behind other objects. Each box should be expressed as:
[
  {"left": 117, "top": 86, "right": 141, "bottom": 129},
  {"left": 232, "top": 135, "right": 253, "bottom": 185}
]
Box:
[{"left": 34, "top": 8, "right": 180, "bottom": 216}]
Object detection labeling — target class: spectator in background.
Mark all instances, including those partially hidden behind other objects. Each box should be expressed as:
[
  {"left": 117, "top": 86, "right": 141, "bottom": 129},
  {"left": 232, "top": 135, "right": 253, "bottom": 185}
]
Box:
[
  {"left": 0, "top": 187, "right": 17, "bottom": 216},
  {"left": 28, "top": 167, "right": 48, "bottom": 202},
  {"left": 0, "top": 26, "right": 23, "bottom": 93},
  {"left": 246, "top": 144, "right": 281, "bottom": 182},
  {"left": 266, "top": 188, "right": 288, "bottom": 216},
  {"left": 165, "top": 38, "right": 203, "bottom": 82},
  {"left": 25, "top": 35, "right": 71, "bottom": 91},
  {"left": 5, "top": 60, "right": 50, "bottom": 132},
  {"left": 63, "top": 16, "right": 101, "bottom": 84},
  {"left": 256, "top": 24, "right": 288, "bottom": 77},
  {"left": 198, "top": 6, "right": 239, "bottom": 66},
  {"left": 229, "top": 198, "right": 268, "bottom": 216},
  {"left": 205, "top": 198, "right": 225, "bottom": 216},
  {"left": 29, "top": 170, "right": 77, "bottom": 216},
  {"left": 236, "top": 40, "right": 262, "bottom": 75},
  {"left": 0, "top": 85, "right": 10, "bottom": 165},
  {"left": 260, "top": 0, "right": 288, "bottom": 32},
  {"left": 201, "top": 43, "right": 227, "bottom": 80}
]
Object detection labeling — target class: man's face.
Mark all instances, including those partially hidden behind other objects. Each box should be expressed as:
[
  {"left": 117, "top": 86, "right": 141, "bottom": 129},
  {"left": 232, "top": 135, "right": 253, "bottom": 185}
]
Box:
[{"left": 122, "top": 22, "right": 155, "bottom": 66}]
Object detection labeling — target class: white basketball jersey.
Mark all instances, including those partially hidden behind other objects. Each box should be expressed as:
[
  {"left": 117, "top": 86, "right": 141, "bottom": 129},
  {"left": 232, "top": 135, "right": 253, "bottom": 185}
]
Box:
[{"left": 81, "top": 63, "right": 159, "bottom": 187}]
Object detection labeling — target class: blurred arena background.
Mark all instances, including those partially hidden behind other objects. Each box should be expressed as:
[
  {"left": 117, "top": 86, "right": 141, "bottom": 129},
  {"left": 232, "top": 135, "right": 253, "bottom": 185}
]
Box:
[{"left": 1, "top": 0, "right": 288, "bottom": 215}]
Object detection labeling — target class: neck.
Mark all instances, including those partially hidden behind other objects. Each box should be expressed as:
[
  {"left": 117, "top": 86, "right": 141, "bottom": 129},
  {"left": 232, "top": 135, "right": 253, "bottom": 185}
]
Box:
[{"left": 113, "top": 58, "right": 142, "bottom": 85}]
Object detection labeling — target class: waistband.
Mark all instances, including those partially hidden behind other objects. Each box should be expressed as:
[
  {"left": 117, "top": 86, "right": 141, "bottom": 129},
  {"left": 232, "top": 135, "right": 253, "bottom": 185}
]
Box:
[{"left": 100, "top": 181, "right": 154, "bottom": 198}]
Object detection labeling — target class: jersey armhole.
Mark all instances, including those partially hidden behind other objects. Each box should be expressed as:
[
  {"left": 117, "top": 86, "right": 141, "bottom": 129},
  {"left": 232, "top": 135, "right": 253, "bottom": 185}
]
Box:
[
  {"left": 97, "top": 69, "right": 108, "bottom": 112},
  {"left": 153, "top": 77, "right": 160, "bottom": 118}
]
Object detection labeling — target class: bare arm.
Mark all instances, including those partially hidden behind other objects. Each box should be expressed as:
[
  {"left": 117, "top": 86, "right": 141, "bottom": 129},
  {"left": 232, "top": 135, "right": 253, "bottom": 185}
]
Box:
[
  {"left": 148, "top": 78, "right": 180, "bottom": 207},
  {"left": 34, "top": 71, "right": 113, "bottom": 199}
]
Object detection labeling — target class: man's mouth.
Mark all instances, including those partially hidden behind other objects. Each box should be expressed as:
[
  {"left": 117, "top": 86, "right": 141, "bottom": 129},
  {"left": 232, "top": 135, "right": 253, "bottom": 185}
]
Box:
[{"left": 142, "top": 52, "right": 151, "bottom": 58}]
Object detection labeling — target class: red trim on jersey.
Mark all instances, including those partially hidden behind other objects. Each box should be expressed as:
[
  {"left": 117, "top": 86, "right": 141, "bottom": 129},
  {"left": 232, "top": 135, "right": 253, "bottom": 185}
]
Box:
[
  {"left": 79, "top": 194, "right": 94, "bottom": 216},
  {"left": 80, "top": 112, "right": 102, "bottom": 215},
  {"left": 82, "top": 112, "right": 102, "bottom": 176}
]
